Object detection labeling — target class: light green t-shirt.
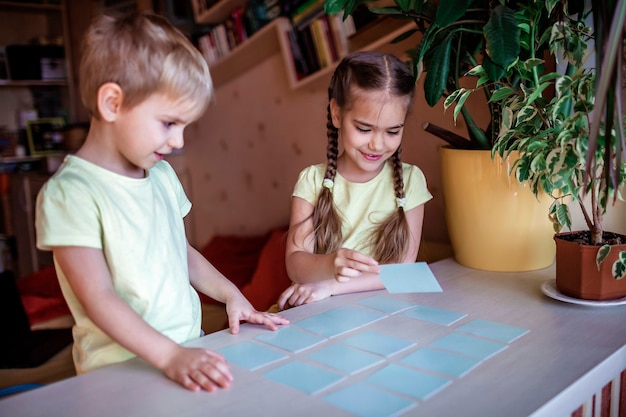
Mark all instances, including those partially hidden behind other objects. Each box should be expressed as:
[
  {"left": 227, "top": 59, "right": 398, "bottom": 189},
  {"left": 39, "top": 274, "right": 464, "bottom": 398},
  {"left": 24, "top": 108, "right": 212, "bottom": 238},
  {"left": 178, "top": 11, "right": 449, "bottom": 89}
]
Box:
[
  {"left": 293, "top": 161, "right": 433, "bottom": 257},
  {"left": 35, "top": 156, "right": 201, "bottom": 374}
]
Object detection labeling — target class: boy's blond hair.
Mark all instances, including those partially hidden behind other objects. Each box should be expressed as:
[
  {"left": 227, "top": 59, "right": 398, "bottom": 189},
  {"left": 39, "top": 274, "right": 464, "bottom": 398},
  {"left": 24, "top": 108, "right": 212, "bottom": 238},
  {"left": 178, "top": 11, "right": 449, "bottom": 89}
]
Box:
[{"left": 79, "top": 11, "right": 213, "bottom": 120}]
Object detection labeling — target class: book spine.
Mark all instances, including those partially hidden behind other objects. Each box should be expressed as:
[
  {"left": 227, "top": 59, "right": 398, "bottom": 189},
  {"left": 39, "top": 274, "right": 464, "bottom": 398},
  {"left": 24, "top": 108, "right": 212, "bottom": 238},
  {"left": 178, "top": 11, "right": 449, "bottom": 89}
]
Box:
[
  {"left": 285, "top": 28, "right": 310, "bottom": 79},
  {"left": 319, "top": 14, "right": 339, "bottom": 63},
  {"left": 310, "top": 18, "right": 331, "bottom": 68},
  {"left": 298, "top": 25, "right": 320, "bottom": 73}
]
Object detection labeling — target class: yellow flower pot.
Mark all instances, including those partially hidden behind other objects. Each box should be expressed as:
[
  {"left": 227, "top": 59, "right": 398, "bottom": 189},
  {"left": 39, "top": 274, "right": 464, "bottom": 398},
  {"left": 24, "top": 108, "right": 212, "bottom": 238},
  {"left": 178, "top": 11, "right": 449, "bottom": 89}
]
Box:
[{"left": 439, "top": 146, "right": 555, "bottom": 271}]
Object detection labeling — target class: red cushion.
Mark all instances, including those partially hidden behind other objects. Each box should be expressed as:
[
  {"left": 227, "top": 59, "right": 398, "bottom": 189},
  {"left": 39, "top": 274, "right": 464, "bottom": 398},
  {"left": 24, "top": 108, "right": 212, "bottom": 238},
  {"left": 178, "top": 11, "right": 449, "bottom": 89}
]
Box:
[
  {"left": 21, "top": 294, "right": 70, "bottom": 325},
  {"left": 241, "top": 227, "right": 293, "bottom": 311},
  {"left": 16, "top": 266, "right": 63, "bottom": 299},
  {"left": 198, "top": 232, "right": 271, "bottom": 305},
  {"left": 16, "top": 266, "right": 71, "bottom": 325}
]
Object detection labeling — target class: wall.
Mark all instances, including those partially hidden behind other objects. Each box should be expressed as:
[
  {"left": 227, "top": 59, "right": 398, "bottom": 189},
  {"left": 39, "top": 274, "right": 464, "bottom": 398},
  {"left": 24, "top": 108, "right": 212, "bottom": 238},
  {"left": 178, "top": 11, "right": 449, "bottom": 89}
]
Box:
[{"left": 178, "top": 48, "right": 490, "bottom": 249}]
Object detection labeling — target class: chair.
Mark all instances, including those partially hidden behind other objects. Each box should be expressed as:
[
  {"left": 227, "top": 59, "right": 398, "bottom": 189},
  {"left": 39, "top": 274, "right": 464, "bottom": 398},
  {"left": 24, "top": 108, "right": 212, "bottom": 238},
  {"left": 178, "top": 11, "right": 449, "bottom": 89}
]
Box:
[{"left": 0, "top": 270, "right": 73, "bottom": 369}]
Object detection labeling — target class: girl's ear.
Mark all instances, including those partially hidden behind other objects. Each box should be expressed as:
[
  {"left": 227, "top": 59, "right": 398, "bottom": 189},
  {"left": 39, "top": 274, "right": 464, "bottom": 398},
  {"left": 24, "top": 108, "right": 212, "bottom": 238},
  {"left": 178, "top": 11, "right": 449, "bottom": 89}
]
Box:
[
  {"left": 330, "top": 98, "right": 342, "bottom": 129},
  {"left": 97, "top": 82, "right": 124, "bottom": 122}
]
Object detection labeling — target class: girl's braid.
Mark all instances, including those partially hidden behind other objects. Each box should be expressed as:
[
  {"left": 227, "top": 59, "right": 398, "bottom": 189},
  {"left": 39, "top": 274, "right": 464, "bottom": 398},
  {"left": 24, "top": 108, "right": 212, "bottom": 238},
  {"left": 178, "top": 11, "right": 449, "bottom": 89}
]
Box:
[
  {"left": 324, "top": 102, "right": 339, "bottom": 181},
  {"left": 391, "top": 145, "right": 406, "bottom": 204}
]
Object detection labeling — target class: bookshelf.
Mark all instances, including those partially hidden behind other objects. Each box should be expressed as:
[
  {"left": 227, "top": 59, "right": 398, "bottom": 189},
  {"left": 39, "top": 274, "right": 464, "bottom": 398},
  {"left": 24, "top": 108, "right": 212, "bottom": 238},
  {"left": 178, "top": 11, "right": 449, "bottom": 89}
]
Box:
[
  {"left": 190, "top": 0, "right": 419, "bottom": 90},
  {"left": 207, "top": 17, "right": 292, "bottom": 87},
  {"left": 0, "top": 0, "right": 76, "bottom": 123}
]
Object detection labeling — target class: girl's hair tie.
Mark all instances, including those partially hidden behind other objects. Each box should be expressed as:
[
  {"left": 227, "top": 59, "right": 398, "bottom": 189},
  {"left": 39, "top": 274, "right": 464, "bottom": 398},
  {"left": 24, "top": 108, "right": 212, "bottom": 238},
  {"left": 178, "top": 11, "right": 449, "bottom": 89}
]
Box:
[
  {"left": 396, "top": 197, "right": 406, "bottom": 208},
  {"left": 322, "top": 178, "right": 334, "bottom": 191}
]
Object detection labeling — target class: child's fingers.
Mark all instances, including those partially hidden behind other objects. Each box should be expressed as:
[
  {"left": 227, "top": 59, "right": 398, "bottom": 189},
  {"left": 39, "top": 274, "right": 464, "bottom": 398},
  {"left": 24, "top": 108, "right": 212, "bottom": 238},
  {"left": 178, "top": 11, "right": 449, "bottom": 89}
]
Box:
[
  {"left": 228, "top": 315, "right": 241, "bottom": 334},
  {"left": 197, "top": 352, "right": 233, "bottom": 389},
  {"left": 345, "top": 249, "right": 379, "bottom": 266},
  {"left": 277, "top": 286, "right": 295, "bottom": 310}
]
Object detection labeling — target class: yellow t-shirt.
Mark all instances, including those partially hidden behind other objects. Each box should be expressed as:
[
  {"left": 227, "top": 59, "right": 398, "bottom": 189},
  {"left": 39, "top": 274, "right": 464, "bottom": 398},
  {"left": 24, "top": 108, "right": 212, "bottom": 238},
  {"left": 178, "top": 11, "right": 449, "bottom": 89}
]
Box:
[
  {"left": 292, "top": 161, "right": 433, "bottom": 257},
  {"left": 35, "top": 156, "right": 201, "bottom": 373}
]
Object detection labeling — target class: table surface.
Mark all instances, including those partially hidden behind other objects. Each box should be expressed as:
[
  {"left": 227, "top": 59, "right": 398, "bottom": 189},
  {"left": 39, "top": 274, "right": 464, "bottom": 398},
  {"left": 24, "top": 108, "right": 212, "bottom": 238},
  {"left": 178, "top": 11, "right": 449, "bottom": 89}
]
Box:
[{"left": 2, "top": 258, "right": 626, "bottom": 417}]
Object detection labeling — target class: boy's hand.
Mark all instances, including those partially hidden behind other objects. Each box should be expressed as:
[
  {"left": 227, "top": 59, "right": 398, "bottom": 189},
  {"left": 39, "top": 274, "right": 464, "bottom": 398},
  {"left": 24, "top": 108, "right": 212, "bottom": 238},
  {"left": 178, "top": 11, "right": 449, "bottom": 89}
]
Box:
[
  {"left": 334, "top": 248, "right": 380, "bottom": 282},
  {"left": 162, "top": 345, "right": 233, "bottom": 392},
  {"left": 225, "top": 294, "right": 290, "bottom": 334}
]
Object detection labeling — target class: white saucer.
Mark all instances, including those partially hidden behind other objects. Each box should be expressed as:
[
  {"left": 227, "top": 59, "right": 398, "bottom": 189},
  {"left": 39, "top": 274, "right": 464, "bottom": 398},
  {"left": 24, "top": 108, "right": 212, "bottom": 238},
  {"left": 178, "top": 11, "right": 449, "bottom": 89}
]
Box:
[{"left": 541, "top": 280, "right": 626, "bottom": 307}]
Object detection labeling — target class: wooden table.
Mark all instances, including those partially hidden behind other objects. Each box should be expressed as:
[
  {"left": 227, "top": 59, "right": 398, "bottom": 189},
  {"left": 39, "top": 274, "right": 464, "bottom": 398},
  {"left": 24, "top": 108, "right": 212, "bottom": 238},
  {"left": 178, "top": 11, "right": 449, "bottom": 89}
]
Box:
[{"left": 1, "top": 258, "right": 625, "bottom": 417}]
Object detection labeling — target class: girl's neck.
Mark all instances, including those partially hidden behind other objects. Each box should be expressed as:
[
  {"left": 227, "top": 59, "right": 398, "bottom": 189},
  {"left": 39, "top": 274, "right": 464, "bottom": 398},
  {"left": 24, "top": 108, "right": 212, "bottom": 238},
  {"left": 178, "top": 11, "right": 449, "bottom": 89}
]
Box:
[{"left": 336, "top": 154, "right": 386, "bottom": 183}]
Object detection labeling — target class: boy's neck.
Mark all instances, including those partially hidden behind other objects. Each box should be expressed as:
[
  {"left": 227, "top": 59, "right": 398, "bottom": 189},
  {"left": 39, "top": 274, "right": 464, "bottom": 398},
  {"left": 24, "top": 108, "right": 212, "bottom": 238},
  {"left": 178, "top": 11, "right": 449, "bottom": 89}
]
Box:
[{"left": 76, "top": 121, "right": 146, "bottom": 179}]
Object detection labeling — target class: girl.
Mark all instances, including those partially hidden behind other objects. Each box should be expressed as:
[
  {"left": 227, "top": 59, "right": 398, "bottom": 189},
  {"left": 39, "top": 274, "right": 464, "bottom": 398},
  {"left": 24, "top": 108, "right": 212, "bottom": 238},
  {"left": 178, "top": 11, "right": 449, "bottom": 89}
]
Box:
[{"left": 277, "top": 51, "right": 432, "bottom": 310}]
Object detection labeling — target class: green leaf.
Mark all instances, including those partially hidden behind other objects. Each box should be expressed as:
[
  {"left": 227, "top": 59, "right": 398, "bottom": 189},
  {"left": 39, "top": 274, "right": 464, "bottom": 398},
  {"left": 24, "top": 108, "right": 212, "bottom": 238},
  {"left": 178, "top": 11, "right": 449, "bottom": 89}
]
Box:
[
  {"left": 394, "top": 0, "right": 411, "bottom": 12},
  {"left": 516, "top": 105, "right": 537, "bottom": 124},
  {"left": 483, "top": 5, "right": 520, "bottom": 69},
  {"left": 324, "top": 0, "right": 350, "bottom": 15},
  {"left": 539, "top": 72, "right": 561, "bottom": 83},
  {"left": 453, "top": 89, "right": 472, "bottom": 123},
  {"left": 597, "top": 245, "right": 611, "bottom": 269},
  {"left": 391, "top": 29, "right": 419, "bottom": 43},
  {"left": 555, "top": 203, "right": 571, "bottom": 230},
  {"left": 526, "top": 82, "right": 551, "bottom": 105},
  {"left": 444, "top": 88, "right": 464, "bottom": 109},
  {"left": 369, "top": 6, "right": 406, "bottom": 16},
  {"left": 482, "top": 55, "right": 505, "bottom": 82},
  {"left": 612, "top": 252, "right": 626, "bottom": 279},
  {"left": 523, "top": 58, "right": 544, "bottom": 71},
  {"left": 489, "top": 87, "right": 515, "bottom": 103},
  {"left": 435, "top": 0, "right": 471, "bottom": 26},
  {"left": 424, "top": 34, "right": 453, "bottom": 107}
]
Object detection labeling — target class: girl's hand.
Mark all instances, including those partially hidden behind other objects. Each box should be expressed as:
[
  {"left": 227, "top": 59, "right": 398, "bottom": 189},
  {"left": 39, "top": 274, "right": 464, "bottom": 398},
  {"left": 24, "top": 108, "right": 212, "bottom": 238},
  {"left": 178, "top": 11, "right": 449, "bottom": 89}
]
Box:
[
  {"left": 161, "top": 345, "right": 233, "bottom": 392},
  {"left": 334, "top": 248, "right": 380, "bottom": 282},
  {"left": 277, "top": 281, "right": 334, "bottom": 310},
  {"left": 224, "top": 293, "right": 290, "bottom": 334}
]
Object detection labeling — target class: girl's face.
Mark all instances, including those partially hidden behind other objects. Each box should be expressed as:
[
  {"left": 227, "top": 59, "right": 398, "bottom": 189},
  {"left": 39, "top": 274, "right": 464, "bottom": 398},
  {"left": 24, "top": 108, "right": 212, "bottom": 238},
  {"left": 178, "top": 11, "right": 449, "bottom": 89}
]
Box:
[
  {"left": 331, "top": 90, "right": 409, "bottom": 183},
  {"left": 110, "top": 92, "right": 198, "bottom": 177}
]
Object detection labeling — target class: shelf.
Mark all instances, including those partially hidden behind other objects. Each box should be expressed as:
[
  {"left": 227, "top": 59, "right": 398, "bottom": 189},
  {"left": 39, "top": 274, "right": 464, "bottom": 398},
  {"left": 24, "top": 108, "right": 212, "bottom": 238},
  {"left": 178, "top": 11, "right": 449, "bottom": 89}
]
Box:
[
  {"left": 289, "top": 18, "right": 417, "bottom": 91},
  {"left": 0, "top": 79, "right": 67, "bottom": 87},
  {"left": 0, "top": 1, "right": 63, "bottom": 12},
  {"left": 191, "top": 1, "right": 420, "bottom": 91},
  {"left": 208, "top": 17, "right": 291, "bottom": 88},
  {"left": 192, "top": 0, "right": 247, "bottom": 25}
]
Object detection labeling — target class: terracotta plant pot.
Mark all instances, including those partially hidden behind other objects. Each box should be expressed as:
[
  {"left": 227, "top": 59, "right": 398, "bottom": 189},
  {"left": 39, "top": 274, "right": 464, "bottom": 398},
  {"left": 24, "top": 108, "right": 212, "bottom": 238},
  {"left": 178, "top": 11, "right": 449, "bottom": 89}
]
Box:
[{"left": 554, "top": 231, "right": 626, "bottom": 300}]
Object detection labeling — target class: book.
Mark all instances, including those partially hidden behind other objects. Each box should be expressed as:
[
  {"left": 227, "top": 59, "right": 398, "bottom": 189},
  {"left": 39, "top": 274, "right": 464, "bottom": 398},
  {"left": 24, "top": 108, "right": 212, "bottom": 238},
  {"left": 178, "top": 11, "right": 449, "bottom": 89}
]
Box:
[
  {"left": 291, "top": 0, "right": 325, "bottom": 28},
  {"left": 310, "top": 18, "right": 331, "bottom": 67},
  {"left": 297, "top": 25, "right": 321, "bottom": 74},
  {"left": 285, "top": 28, "right": 310, "bottom": 79},
  {"left": 319, "top": 14, "right": 338, "bottom": 63}
]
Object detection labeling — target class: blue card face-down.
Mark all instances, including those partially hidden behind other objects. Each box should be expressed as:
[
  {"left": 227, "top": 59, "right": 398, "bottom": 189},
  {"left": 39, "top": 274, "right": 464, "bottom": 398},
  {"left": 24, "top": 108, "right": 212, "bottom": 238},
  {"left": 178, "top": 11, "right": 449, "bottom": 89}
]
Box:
[
  {"left": 306, "top": 344, "right": 385, "bottom": 375},
  {"left": 342, "top": 330, "right": 415, "bottom": 357},
  {"left": 357, "top": 295, "right": 416, "bottom": 314},
  {"left": 430, "top": 333, "right": 508, "bottom": 361},
  {"left": 254, "top": 326, "right": 326, "bottom": 353},
  {"left": 366, "top": 363, "right": 451, "bottom": 401},
  {"left": 455, "top": 319, "right": 530, "bottom": 343},
  {"left": 324, "top": 382, "right": 416, "bottom": 417},
  {"left": 218, "top": 341, "right": 288, "bottom": 371},
  {"left": 400, "top": 305, "right": 467, "bottom": 326},
  {"left": 400, "top": 347, "right": 480, "bottom": 378},
  {"left": 378, "top": 263, "right": 443, "bottom": 294},
  {"left": 263, "top": 360, "right": 345, "bottom": 395},
  {"left": 293, "top": 305, "right": 386, "bottom": 338}
]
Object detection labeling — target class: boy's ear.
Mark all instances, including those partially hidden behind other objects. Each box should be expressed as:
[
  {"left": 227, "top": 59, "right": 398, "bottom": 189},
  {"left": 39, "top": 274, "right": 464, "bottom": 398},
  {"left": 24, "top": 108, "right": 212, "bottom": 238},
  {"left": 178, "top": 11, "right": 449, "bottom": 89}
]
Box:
[
  {"left": 97, "top": 82, "right": 124, "bottom": 122},
  {"left": 329, "top": 98, "right": 341, "bottom": 129}
]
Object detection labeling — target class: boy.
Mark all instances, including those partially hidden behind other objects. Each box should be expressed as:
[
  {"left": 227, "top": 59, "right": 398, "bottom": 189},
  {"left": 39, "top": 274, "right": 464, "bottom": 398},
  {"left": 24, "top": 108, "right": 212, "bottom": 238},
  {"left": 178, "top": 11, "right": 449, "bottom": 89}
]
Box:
[{"left": 35, "top": 11, "right": 288, "bottom": 392}]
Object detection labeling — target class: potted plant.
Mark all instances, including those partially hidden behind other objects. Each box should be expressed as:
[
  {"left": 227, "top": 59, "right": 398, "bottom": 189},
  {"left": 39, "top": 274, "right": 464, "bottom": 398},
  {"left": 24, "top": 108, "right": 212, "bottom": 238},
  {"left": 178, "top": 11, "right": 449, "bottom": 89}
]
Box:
[
  {"left": 323, "top": 0, "right": 558, "bottom": 271},
  {"left": 448, "top": 0, "right": 626, "bottom": 299}
]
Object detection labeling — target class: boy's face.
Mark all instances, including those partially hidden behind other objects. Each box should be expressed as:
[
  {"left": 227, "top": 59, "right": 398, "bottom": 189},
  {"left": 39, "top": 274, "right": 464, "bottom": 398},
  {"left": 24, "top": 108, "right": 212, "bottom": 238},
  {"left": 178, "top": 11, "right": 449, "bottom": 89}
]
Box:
[{"left": 111, "top": 92, "right": 198, "bottom": 176}]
